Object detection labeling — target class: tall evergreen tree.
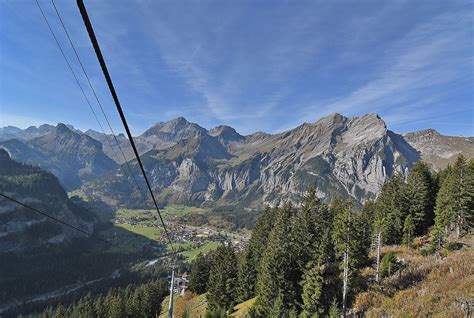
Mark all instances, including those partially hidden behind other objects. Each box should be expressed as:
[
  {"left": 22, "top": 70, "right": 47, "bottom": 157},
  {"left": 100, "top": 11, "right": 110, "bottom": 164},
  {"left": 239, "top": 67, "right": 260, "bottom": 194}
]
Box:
[
  {"left": 291, "top": 187, "right": 321, "bottom": 272},
  {"left": 331, "top": 198, "right": 369, "bottom": 316},
  {"left": 465, "top": 159, "right": 474, "bottom": 229},
  {"left": 207, "top": 243, "right": 238, "bottom": 312},
  {"left": 255, "top": 204, "right": 297, "bottom": 316},
  {"left": 403, "top": 214, "right": 415, "bottom": 245},
  {"left": 288, "top": 187, "right": 328, "bottom": 307},
  {"left": 434, "top": 155, "right": 472, "bottom": 241},
  {"left": 238, "top": 206, "right": 277, "bottom": 301},
  {"left": 189, "top": 252, "right": 211, "bottom": 294},
  {"left": 452, "top": 155, "right": 471, "bottom": 237},
  {"left": 300, "top": 261, "right": 324, "bottom": 318},
  {"left": 376, "top": 174, "right": 407, "bottom": 244},
  {"left": 405, "top": 161, "right": 436, "bottom": 234},
  {"left": 316, "top": 228, "right": 339, "bottom": 316}
]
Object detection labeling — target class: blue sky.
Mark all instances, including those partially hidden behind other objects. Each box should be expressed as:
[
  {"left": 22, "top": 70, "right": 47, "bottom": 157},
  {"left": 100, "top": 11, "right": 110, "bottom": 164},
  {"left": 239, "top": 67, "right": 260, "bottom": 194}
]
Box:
[{"left": 1, "top": 0, "right": 473, "bottom": 136}]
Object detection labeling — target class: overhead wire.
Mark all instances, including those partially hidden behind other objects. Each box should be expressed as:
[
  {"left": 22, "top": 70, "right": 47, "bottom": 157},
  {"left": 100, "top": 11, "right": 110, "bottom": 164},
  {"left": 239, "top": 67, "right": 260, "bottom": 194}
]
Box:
[
  {"left": 34, "top": 0, "right": 121, "bottom": 165},
  {"left": 35, "top": 0, "right": 146, "bottom": 205},
  {"left": 76, "top": 0, "right": 176, "bottom": 256},
  {"left": 1, "top": 192, "right": 136, "bottom": 257},
  {"left": 33, "top": 0, "right": 173, "bottom": 258},
  {"left": 50, "top": 0, "right": 149, "bottom": 203}
]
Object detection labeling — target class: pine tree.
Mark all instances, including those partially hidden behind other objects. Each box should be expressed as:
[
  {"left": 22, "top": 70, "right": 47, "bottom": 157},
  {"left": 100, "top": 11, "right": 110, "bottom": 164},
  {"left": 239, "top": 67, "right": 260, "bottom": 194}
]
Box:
[
  {"left": 403, "top": 214, "right": 415, "bottom": 245},
  {"left": 316, "top": 228, "right": 339, "bottom": 315},
  {"left": 207, "top": 243, "right": 238, "bottom": 312},
  {"left": 434, "top": 168, "right": 454, "bottom": 242},
  {"left": 289, "top": 187, "right": 325, "bottom": 306},
  {"left": 108, "top": 294, "right": 126, "bottom": 318},
  {"left": 268, "top": 294, "right": 287, "bottom": 318},
  {"left": 328, "top": 299, "right": 341, "bottom": 318},
  {"left": 375, "top": 174, "right": 407, "bottom": 244},
  {"left": 465, "top": 159, "right": 474, "bottom": 229},
  {"left": 405, "top": 161, "right": 435, "bottom": 234},
  {"left": 291, "top": 187, "right": 321, "bottom": 272},
  {"left": 189, "top": 252, "right": 211, "bottom": 294},
  {"left": 434, "top": 155, "right": 471, "bottom": 242},
  {"left": 255, "top": 204, "right": 297, "bottom": 316},
  {"left": 452, "top": 155, "right": 470, "bottom": 237},
  {"left": 238, "top": 206, "right": 277, "bottom": 301},
  {"left": 75, "top": 292, "right": 96, "bottom": 317},
  {"left": 331, "top": 198, "right": 370, "bottom": 316},
  {"left": 331, "top": 198, "right": 352, "bottom": 317},
  {"left": 53, "top": 304, "right": 67, "bottom": 318},
  {"left": 361, "top": 200, "right": 376, "bottom": 240},
  {"left": 300, "top": 262, "right": 324, "bottom": 318}
]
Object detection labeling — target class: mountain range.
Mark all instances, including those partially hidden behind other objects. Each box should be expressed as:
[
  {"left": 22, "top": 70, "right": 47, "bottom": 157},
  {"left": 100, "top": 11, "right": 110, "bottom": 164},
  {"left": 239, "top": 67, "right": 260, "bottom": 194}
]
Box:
[{"left": 1, "top": 113, "right": 472, "bottom": 207}]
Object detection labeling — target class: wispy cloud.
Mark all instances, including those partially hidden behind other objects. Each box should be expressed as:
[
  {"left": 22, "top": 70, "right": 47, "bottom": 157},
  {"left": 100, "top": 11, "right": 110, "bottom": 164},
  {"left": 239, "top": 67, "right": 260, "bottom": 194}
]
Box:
[
  {"left": 294, "top": 9, "right": 473, "bottom": 129},
  {"left": 132, "top": 1, "right": 324, "bottom": 125},
  {"left": 1, "top": 1, "right": 472, "bottom": 136}
]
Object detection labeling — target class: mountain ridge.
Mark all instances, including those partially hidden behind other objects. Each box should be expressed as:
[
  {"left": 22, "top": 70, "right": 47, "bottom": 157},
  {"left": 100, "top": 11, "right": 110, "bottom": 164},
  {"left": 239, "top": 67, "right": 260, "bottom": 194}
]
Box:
[
  {"left": 1, "top": 114, "right": 472, "bottom": 207},
  {"left": 0, "top": 149, "right": 96, "bottom": 253}
]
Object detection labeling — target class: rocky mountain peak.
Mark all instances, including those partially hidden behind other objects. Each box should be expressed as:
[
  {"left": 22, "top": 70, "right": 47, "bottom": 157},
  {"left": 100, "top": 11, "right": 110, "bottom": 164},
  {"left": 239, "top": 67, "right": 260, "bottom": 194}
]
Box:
[
  {"left": 55, "top": 123, "right": 72, "bottom": 134},
  {"left": 209, "top": 125, "right": 244, "bottom": 144},
  {"left": 404, "top": 128, "right": 441, "bottom": 139},
  {"left": 314, "top": 113, "right": 348, "bottom": 126}
]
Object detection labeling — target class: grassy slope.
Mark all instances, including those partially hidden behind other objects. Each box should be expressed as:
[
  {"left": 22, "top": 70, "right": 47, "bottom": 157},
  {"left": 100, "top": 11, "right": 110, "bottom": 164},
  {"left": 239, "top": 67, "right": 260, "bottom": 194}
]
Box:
[
  {"left": 354, "top": 235, "right": 473, "bottom": 317},
  {"left": 181, "top": 242, "right": 221, "bottom": 262},
  {"left": 160, "top": 292, "right": 207, "bottom": 318},
  {"left": 115, "top": 223, "right": 162, "bottom": 240},
  {"left": 231, "top": 298, "right": 256, "bottom": 317}
]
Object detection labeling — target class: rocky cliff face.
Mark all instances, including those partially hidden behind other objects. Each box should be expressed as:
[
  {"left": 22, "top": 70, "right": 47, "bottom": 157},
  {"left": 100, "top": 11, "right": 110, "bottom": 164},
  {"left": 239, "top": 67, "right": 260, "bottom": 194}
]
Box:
[
  {"left": 0, "top": 124, "right": 117, "bottom": 189},
  {"left": 0, "top": 149, "right": 95, "bottom": 253},
  {"left": 80, "top": 114, "right": 424, "bottom": 207},
  {"left": 2, "top": 114, "right": 471, "bottom": 208}
]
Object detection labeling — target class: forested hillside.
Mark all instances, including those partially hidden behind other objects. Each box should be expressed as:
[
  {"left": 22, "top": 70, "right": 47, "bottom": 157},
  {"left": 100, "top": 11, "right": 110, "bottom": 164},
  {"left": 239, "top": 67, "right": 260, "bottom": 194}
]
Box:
[
  {"left": 0, "top": 149, "right": 96, "bottom": 253},
  {"left": 181, "top": 155, "right": 473, "bottom": 317}
]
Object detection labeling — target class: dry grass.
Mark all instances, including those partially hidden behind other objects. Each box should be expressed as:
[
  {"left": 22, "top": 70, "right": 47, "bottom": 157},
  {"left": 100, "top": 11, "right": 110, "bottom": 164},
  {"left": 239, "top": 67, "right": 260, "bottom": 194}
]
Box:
[
  {"left": 231, "top": 297, "right": 256, "bottom": 317},
  {"left": 354, "top": 236, "right": 474, "bottom": 317}
]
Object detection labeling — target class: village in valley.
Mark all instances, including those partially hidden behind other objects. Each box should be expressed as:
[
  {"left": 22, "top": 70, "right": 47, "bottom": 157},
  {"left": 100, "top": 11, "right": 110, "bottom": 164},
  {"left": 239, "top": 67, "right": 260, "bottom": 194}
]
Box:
[{"left": 105, "top": 205, "right": 250, "bottom": 262}]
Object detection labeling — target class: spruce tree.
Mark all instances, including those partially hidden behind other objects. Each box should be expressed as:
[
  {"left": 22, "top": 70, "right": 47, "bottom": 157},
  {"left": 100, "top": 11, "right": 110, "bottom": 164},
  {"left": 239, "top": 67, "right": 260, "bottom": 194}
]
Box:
[
  {"left": 207, "top": 243, "right": 238, "bottom": 312},
  {"left": 465, "top": 159, "right": 474, "bottom": 229},
  {"left": 255, "top": 204, "right": 297, "bottom": 316},
  {"left": 238, "top": 206, "right": 277, "bottom": 301},
  {"left": 434, "top": 167, "right": 454, "bottom": 241},
  {"left": 328, "top": 299, "right": 341, "bottom": 318},
  {"left": 331, "top": 198, "right": 352, "bottom": 316},
  {"left": 289, "top": 187, "right": 326, "bottom": 306},
  {"left": 189, "top": 252, "right": 211, "bottom": 294},
  {"left": 75, "top": 293, "right": 95, "bottom": 317},
  {"left": 434, "top": 155, "right": 471, "bottom": 241},
  {"left": 300, "top": 261, "right": 324, "bottom": 318},
  {"left": 291, "top": 187, "right": 321, "bottom": 272},
  {"left": 310, "top": 228, "right": 340, "bottom": 316},
  {"left": 452, "top": 155, "right": 470, "bottom": 237},
  {"left": 405, "top": 161, "right": 435, "bottom": 234},
  {"left": 331, "top": 198, "right": 369, "bottom": 316},
  {"left": 376, "top": 174, "right": 406, "bottom": 244},
  {"left": 403, "top": 214, "right": 415, "bottom": 245}
]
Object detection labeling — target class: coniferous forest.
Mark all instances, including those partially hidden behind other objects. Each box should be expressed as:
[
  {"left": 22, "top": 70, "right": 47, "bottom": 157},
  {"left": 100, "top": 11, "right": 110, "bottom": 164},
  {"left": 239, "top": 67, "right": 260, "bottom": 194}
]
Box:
[{"left": 188, "top": 156, "right": 473, "bottom": 317}]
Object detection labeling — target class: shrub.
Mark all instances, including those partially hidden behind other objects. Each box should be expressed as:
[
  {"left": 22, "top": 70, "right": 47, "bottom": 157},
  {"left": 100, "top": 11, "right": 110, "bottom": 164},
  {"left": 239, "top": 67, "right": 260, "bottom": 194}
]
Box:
[
  {"left": 446, "top": 242, "right": 463, "bottom": 251},
  {"left": 420, "top": 246, "right": 435, "bottom": 256},
  {"left": 380, "top": 252, "right": 397, "bottom": 279}
]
